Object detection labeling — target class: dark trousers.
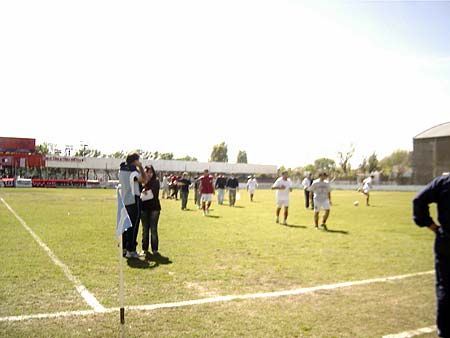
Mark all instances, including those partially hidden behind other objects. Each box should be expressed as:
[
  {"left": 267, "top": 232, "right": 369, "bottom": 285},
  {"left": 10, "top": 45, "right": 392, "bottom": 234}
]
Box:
[
  {"left": 229, "top": 189, "right": 237, "bottom": 206},
  {"left": 180, "top": 190, "right": 189, "bottom": 209},
  {"left": 141, "top": 210, "right": 160, "bottom": 252},
  {"left": 435, "top": 230, "right": 450, "bottom": 337},
  {"left": 124, "top": 197, "right": 141, "bottom": 252},
  {"left": 304, "top": 190, "right": 314, "bottom": 209}
]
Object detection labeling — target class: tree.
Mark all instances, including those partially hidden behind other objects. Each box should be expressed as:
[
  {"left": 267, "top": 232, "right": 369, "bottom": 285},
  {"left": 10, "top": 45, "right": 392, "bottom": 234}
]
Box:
[
  {"left": 337, "top": 144, "right": 355, "bottom": 175},
  {"left": 36, "top": 143, "right": 52, "bottom": 155},
  {"left": 367, "top": 152, "right": 379, "bottom": 173},
  {"left": 109, "top": 151, "right": 126, "bottom": 159},
  {"left": 210, "top": 142, "right": 228, "bottom": 162},
  {"left": 379, "top": 149, "right": 412, "bottom": 177},
  {"left": 176, "top": 155, "right": 198, "bottom": 161},
  {"left": 314, "top": 158, "right": 336, "bottom": 172},
  {"left": 237, "top": 150, "right": 247, "bottom": 163},
  {"left": 159, "top": 152, "right": 174, "bottom": 160}
]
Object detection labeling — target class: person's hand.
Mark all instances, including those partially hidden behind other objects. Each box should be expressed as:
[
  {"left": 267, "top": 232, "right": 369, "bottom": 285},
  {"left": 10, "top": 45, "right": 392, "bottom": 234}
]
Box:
[{"left": 428, "top": 223, "right": 440, "bottom": 233}]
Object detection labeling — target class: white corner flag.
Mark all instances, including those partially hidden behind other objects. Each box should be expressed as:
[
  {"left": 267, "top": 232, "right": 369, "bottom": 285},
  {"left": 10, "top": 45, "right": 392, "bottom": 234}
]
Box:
[
  {"left": 115, "top": 187, "right": 131, "bottom": 338},
  {"left": 116, "top": 188, "right": 132, "bottom": 239}
]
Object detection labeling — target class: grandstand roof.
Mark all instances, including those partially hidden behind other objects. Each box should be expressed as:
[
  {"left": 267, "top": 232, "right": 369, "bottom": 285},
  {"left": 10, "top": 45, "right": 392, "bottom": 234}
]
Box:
[{"left": 414, "top": 122, "right": 450, "bottom": 139}]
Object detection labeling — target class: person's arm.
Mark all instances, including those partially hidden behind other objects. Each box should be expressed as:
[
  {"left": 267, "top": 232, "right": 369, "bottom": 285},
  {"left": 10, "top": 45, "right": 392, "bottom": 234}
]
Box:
[
  {"left": 136, "top": 162, "right": 148, "bottom": 184},
  {"left": 413, "top": 179, "right": 439, "bottom": 231}
]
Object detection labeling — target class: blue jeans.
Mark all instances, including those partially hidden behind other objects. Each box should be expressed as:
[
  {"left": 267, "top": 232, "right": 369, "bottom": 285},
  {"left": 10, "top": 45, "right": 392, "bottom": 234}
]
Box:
[
  {"left": 180, "top": 190, "right": 189, "bottom": 209},
  {"left": 141, "top": 210, "right": 160, "bottom": 252},
  {"left": 435, "top": 229, "right": 450, "bottom": 337}
]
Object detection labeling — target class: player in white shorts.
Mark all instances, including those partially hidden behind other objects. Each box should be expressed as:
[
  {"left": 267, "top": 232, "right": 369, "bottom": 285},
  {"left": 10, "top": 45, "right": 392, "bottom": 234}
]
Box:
[
  {"left": 271, "top": 171, "right": 293, "bottom": 225},
  {"left": 246, "top": 175, "right": 258, "bottom": 202},
  {"left": 359, "top": 175, "right": 374, "bottom": 206},
  {"left": 308, "top": 172, "right": 331, "bottom": 231}
]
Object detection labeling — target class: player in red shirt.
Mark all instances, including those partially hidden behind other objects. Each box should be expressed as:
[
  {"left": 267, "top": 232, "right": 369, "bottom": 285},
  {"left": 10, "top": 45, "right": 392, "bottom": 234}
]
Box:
[{"left": 198, "top": 169, "right": 215, "bottom": 216}]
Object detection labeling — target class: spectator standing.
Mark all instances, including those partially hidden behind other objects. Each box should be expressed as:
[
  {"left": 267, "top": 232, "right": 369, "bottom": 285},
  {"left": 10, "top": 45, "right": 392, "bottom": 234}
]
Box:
[
  {"left": 246, "top": 175, "right": 258, "bottom": 202},
  {"left": 308, "top": 172, "right": 332, "bottom": 231},
  {"left": 141, "top": 165, "right": 161, "bottom": 255},
  {"left": 413, "top": 174, "right": 450, "bottom": 338},
  {"left": 226, "top": 173, "right": 239, "bottom": 207},
  {"left": 215, "top": 174, "right": 227, "bottom": 205},
  {"left": 271, "top": 171, "right": 293, "bottom": 225},
  {"left": 161, "top": 174, "right": 170, "bottom": 199},
  {"left": 118, "top": 151, "right": 148, "bottom": 258},
  {"left": 194, "top": 175, "right": 201, "bottom": 209},
  {"left": 178, "top": 172, "right": 192, "bottom": 210},
  {"left": 301, "top": 173, "right": 313, "bottom": 209}
]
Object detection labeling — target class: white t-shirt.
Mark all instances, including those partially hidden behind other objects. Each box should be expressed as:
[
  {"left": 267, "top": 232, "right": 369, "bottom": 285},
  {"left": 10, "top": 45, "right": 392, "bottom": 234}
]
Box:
[
  {"left": 301, "top": 177, "right": 312, "bottom": 190},
  {"left": 247, "top": 178, "right": 258, "bottom": 191},
  {"left": 362, "top": 177, "right": 373, "bottom": 191},
  {"left": 308, "top": 179, "right": 331, "bottom": 202},
  {"left": 272, "top": 177, "right": 292, "bottom": 200}
]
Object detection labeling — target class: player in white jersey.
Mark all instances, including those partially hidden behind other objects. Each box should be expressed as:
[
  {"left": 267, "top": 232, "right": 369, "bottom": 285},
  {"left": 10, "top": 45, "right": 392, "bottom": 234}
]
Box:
[
  {"left": 360, "top": 175, "right": 374, "bottom": 206},
  {"left": 308, "top": 172, "right": 332, "bottom": 230},
  {"left": 271, "top": 171, "right": 293, "bottom": 225},
  {"left": 246, "top": 175, "right": 258, "bottom": 202}
]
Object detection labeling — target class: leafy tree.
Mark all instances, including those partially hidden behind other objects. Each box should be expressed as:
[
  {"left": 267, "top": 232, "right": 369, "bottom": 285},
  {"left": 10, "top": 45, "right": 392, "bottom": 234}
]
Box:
[
  {"left": 314, "top": 158, "right": 336, "bottom": 172},
  {"left": 109, "top": 151, "right": 126, "bottom": 159},
  {"left": 159, "top": 152, "right": 174, "bottom": 160},
  {"left": 75, "top": 148, "right": 102, "bottom": 157},
  {"left": 176, "top": 155, "right": 198, "bottom": 161},
  {"left": 36, "top": 143, "right": 52, "bottom": 155},
  {"left": 337, "top": 144, "right": 355, "bottom": 174},
  {"left": 210, "top": 142, "right": 228, "bottom": 162},
  {"left": 237, "top": 150, "right": 247, "bottom": 163},
  {"left": 379, "top": 149, "right": 412, "bottom": 177},
  {"left": 367, "top": 152, "right": 379, "bottom": 173}
]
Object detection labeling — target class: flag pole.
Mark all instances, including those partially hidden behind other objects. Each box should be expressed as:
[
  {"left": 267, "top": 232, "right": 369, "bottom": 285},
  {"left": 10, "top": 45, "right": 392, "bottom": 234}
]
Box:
[{"left": 119, "top": 234, "right": 126, "bottom": 338}]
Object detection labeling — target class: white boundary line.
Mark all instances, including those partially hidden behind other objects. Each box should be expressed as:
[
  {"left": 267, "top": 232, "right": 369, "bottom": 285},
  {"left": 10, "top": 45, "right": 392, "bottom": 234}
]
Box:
[
  {"left": 0, "top": 269, "right": 433, "bottom": 322},
  {"left": 382, "top": 325, "right": 437, "bottom": 338},
  {"left": 0, "top": 197, "right": 106, "bottom": 313}
]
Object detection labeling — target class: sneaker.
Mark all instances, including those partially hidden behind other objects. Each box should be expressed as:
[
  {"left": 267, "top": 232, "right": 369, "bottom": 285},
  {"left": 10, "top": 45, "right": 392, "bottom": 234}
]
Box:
[
  {"left": 314, "top": 226, "right": 319, "bottom": 230},
  {"left": 275, "top": 217, "right": 279, "bottom": 224},
  {"left": 126, "top": 251, "right": 142, "bottom": 258},
  {"left": 282, "top": 220, "right": 287, "bottom": 226},
  {"left": 206, "top": 208, "right": 210, "bottom": 215},
  {"left": 203, "top": 211, "right": 206, "bottom": 216},
  {"left": 320, "top": 223, "right": 328, "bottom": 231},
  {"left": 152, "top": 251, "right": 159, "bottom": 256}
]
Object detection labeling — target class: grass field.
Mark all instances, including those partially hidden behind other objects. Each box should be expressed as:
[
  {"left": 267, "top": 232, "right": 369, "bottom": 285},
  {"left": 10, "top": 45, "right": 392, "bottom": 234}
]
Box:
[{"left": 0, "top": 187, "right": 438, "bottom": 337}]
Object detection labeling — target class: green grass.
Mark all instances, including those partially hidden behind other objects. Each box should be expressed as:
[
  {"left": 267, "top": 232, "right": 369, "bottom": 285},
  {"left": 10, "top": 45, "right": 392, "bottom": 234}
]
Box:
[{"left": 0, "top": 188, "right": 437, "bottom": 337}]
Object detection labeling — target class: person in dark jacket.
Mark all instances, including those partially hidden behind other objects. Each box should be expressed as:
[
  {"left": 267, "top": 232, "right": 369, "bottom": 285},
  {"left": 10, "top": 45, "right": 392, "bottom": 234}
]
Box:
[
  {"left": 226, "top": 174, "right": 239, "bottom": 207},
  {"left": 413, "top": 174, "right": 450, "bottom": 338},
  {"left": 177, "top": 172, "right": 192, "bottom": 210},
  {"left": 141, "top": 165, "right": 162, "bottom": 255}
]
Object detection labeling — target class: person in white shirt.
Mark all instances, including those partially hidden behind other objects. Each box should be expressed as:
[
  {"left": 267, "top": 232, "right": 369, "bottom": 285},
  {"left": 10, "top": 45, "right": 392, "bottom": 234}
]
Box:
[
  {"left": 271, "top": 171, "right": 293, "bottom": 225},
  {"left": 246, "top": 175, "right": 258, "bottom": 202},
  {"left": 301, "top": 173, "right": 313, "bottom": 209},
  {"left": 360, "top": 174, "right": 374, "bottom": 206},
  {"left": 308, "top": 172, "right": 332, "bottom": 231}
]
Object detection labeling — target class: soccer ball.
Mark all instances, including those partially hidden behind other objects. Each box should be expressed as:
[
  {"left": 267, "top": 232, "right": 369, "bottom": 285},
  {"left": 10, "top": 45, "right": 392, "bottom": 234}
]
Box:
[{"left": 353, "top": 201, "right": 359, "bottom": 206}]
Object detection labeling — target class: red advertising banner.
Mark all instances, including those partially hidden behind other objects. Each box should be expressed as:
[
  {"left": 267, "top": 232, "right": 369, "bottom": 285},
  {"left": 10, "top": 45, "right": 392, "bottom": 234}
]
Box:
[{"left": 0, "top": 137, "right": 36, "bottom": 153}]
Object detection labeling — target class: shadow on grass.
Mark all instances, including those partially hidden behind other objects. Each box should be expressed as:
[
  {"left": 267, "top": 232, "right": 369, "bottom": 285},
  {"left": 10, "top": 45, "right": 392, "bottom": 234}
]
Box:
[
  {"left": 232, "top": 205, "right": 245, "bottom": 209},
  {"left": 325, "top": 229, "right": 349, "bottom": 235},
  {"left": 205, "top": 215, "right": 221, "bottom": 219},
  {"left": 145, "top": 252, "right": 173, "bottom": 268},
  {"left": 284, "top": 224, "right": 308, "bottom": 229},
  {"left": 126, "top": 253, "right": 173, "bottom": 269}
]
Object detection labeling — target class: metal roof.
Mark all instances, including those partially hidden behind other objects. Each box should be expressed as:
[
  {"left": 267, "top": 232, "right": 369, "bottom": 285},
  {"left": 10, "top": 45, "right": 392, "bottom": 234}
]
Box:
[{"left": 414, "top": 122, "right": 450, "bottom": 139}]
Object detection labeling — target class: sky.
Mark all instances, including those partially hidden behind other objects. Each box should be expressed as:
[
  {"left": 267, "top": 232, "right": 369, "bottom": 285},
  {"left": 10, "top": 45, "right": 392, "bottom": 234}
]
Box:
[{"left": 1, "top": 0, "right": 449, "bottom": 168}]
